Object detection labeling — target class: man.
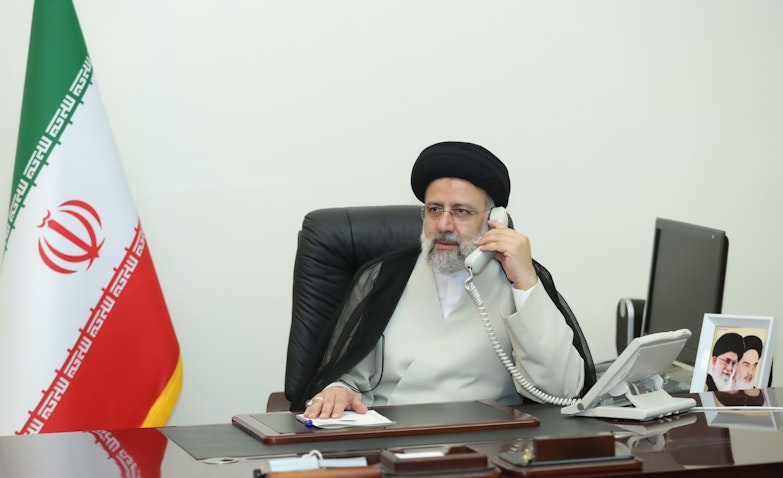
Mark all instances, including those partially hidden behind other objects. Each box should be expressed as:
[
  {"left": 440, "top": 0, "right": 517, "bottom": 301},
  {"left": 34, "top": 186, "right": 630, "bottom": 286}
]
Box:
[
  {"left": 705, "top": 332, "right": 744, "bottom": 391},
  {"left": 302, "top": 141, "right": 586, "bottom": 419},
  {"left": 734, "top": 335, "right": 762, "bottom": 390}
]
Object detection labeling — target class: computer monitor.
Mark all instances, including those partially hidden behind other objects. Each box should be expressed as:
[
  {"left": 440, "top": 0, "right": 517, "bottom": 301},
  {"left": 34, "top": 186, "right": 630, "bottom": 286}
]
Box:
[{"left": 641, "top": 218, "right": 729, "bottom": 366}]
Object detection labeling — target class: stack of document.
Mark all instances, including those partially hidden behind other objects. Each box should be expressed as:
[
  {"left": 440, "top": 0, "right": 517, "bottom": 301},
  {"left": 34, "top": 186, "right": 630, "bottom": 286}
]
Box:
[{"left": 295, "top": 410, "right": 394, "bottom": 429}]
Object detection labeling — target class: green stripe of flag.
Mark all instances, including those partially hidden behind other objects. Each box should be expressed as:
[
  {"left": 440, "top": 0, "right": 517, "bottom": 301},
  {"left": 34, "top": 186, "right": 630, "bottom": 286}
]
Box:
[{"left": 4, "top": 0, "right": 90, "bottom": 254}]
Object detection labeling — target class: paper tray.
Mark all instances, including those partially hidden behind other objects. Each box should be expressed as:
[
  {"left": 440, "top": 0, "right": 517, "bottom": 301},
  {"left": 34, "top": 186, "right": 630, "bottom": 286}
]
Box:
[{"left": 232, "top": 400, "right": 539, "bottom": 444}]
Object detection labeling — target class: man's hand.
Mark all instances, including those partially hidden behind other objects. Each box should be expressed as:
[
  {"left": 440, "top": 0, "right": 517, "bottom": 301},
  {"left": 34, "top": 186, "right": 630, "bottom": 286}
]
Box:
[
  {"left": 474, "top": 220, "right": 538, "bottom": 290},
  {"left": 302, "top": 386, "right": 368, "bottom": 419}
]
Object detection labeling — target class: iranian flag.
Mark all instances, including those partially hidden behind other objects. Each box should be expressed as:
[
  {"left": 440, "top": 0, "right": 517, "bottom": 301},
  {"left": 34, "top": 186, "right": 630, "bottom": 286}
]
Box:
[{"left": 0, "top": 0, "right": 182, "bottom": 435}]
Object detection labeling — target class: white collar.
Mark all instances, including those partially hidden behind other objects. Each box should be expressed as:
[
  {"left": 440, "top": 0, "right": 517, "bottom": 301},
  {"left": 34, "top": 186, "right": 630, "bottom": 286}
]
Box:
[{"left": 433, "top": 269, "right": 469, "bottom": 319}]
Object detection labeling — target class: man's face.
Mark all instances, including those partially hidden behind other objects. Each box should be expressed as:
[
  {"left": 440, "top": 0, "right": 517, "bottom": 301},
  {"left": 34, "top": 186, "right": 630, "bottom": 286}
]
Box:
[
  {"left": 420, "top": 177, "right": 490, "bottom": 274},
  {"left": 709, "top": 351, "right": 738, "bottom": 389},
  {"left": 735, "top": 349, "right": 760, "bottom": 389}
]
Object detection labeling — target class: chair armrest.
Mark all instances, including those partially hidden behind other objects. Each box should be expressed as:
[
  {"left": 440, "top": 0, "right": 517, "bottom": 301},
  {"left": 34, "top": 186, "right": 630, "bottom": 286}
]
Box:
[{"left": 266, "top": 391, "right": 291, "bottom": 412}]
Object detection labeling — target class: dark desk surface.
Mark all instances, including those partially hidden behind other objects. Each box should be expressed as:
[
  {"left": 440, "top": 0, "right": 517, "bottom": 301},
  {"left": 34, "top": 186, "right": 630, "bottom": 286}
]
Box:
[{"left": 1, "top": 389, "right": 783, "bottom": 477}]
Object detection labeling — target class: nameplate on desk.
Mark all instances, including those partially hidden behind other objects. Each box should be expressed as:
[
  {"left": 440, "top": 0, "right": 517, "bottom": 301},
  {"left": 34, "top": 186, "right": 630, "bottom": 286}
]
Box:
[{"left": 232, "top": 400, "right": 539, "bottom": 444}]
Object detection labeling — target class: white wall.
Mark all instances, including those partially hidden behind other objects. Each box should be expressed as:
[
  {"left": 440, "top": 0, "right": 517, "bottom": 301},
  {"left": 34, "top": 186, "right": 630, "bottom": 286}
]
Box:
[{"left": 1, "top": 1, "right": 781, "bottom": 426}]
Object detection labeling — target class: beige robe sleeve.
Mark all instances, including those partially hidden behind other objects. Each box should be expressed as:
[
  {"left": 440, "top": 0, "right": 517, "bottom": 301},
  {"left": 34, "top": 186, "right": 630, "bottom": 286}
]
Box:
[{"left": 501, "top": 283, "right": 585, "bottom": 401}]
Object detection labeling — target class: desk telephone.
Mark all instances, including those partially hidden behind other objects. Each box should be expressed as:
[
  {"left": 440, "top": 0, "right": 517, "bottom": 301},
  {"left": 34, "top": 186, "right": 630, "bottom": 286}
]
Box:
[{"left": 463, "top": 207, "right": 578, "bottom": 407}]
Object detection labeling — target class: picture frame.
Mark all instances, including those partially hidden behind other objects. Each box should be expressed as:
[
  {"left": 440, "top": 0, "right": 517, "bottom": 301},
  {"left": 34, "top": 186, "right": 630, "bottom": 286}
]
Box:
[{"left": 690, "top": 314, "right": 777, "bottom": 393}]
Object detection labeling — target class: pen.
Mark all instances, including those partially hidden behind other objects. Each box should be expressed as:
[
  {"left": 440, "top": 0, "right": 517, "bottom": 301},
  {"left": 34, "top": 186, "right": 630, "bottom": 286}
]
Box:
[{"left": 295, "top": 414, "right": 314, "bottom": 427}]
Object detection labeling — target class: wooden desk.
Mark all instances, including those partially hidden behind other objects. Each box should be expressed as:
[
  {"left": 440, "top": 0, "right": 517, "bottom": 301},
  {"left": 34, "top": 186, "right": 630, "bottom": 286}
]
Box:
[{"left": 1, "top": 389, "right": 782, "bottom": 477}]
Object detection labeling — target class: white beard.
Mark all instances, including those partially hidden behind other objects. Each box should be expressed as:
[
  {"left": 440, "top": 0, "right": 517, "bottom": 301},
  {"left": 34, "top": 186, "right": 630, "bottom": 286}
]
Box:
[
  {"left": 709, "top": 370, "right": 734, "bottom": 391},
  {"left": 734, "top": 375, "right": 755, "bottom": 390},
  {"left": 420, "top": 223, "right": 488, "bottom": 274}
]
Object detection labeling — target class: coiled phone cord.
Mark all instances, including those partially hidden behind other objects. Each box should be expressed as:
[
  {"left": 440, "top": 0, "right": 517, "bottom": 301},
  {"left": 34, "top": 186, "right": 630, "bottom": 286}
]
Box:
[{"left": 464, "top": 273, "right": 578, "bottom": 407}]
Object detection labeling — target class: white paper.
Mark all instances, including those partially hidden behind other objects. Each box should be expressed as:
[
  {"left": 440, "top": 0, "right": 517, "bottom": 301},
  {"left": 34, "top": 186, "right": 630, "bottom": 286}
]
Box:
[{"left": 295, "top": 410, "right": 395, "bottom": 429}]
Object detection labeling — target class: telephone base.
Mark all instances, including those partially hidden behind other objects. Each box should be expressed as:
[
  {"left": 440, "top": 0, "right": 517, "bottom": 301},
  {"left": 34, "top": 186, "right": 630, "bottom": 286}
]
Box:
[{"left": 563, "top": 389, "right": 696, "bottom": 421}]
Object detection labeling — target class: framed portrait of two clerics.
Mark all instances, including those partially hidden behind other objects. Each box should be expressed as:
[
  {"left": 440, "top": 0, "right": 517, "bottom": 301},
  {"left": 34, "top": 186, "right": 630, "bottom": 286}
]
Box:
[{"left": 690, "top": 314, "right": 777, "bottom": 393}]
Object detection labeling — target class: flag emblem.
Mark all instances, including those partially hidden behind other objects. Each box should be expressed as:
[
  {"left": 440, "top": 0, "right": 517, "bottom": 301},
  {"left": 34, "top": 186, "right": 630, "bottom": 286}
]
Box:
[{"left": 38, "top": 199, "right": 104, "bottom": 274}]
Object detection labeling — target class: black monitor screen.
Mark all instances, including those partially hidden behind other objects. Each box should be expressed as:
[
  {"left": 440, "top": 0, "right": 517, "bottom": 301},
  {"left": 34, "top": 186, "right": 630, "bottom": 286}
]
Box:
[{"left": 642, "top": 218, "right": 729, "bottom": 366}]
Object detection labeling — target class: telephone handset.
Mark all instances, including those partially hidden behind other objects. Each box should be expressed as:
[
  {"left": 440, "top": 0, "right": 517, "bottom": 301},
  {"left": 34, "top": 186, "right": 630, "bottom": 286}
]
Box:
[
  {"left": 463, "top": 206, "right": 578, "bottom": 407},
  {"left": 464, "top": 207, "right": 509, "bottom": 274}
]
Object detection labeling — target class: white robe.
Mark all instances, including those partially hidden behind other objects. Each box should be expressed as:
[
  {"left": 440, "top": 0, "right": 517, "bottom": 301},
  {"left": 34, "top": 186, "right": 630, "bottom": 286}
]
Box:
[{"left": 337, "top": 252, "right": 584, "bottom": 406}]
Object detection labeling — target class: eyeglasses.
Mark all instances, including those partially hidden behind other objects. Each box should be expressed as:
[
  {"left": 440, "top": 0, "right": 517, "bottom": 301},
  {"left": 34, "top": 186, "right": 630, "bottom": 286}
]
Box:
[
  {"left": 717, "top": 356, "right": 738, "bottom": 368},
  {"left": 419, "top": 205, "right": 489, "bottom": 224}
]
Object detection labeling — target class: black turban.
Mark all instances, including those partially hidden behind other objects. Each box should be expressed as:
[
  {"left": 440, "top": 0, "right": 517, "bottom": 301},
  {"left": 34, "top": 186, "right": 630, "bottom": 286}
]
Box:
[
  {"left": 743, "top": 335, "right": 763, "bottom": 356},
  {"left": 411, "top": 141, "right": 510, "bottom": 207},
  {"left": 712, "top": 332, "right": 744, "bottom": 357}
]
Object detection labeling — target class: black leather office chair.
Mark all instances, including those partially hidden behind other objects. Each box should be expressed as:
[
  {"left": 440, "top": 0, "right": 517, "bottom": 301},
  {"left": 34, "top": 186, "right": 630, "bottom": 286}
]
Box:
[{"left": 269, "top": 205, "right": 596, "bottom": 411}]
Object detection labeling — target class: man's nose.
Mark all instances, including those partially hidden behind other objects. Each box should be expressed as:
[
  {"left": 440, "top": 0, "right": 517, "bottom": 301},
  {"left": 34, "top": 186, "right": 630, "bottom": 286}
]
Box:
[{"left": 436, "top": 212, "right": 456, "bottom": 232}]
